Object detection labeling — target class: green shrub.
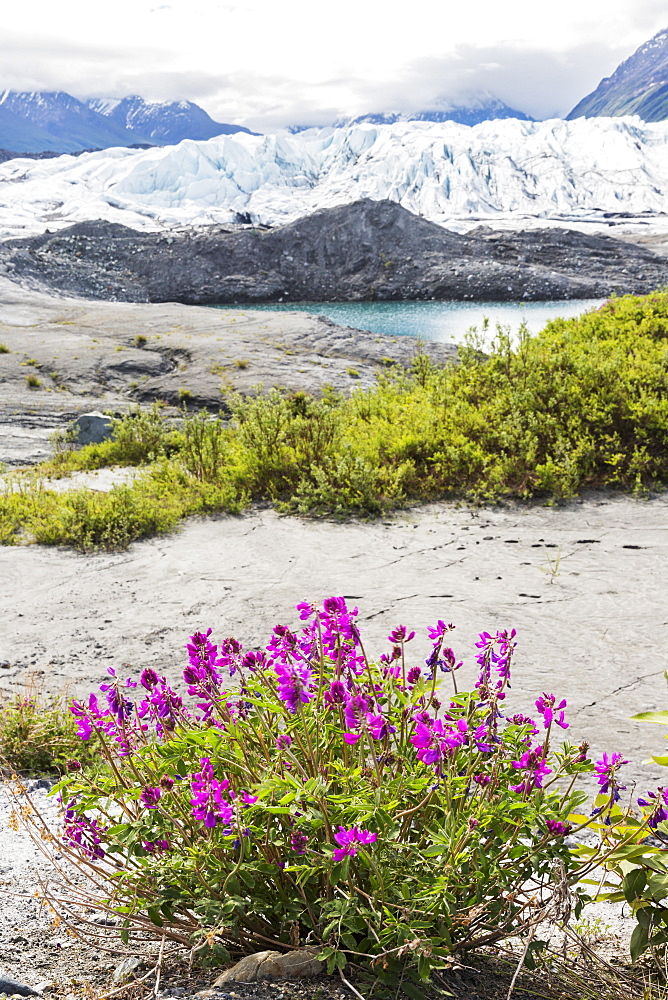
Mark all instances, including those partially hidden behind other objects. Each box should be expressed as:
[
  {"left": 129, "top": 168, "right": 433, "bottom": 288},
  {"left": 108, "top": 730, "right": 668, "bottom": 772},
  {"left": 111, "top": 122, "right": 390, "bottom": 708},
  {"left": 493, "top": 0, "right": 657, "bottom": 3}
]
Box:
[
  {"left": 110, "top": 404, "right": 169, "bottom": 463},
  {"left": 3, "top": 293, "right": 668, "bottom": 549}
]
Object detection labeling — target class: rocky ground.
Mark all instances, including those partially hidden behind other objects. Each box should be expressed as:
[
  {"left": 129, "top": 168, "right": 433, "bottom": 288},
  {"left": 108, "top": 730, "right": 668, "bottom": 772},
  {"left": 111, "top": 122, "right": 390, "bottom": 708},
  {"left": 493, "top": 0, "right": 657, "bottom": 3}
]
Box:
[
  {"left": 0, "top": 273, "right": 456, "bottom": 465},
  {"left": 1, "top": 199, "right": 666, "bottom": 305}
]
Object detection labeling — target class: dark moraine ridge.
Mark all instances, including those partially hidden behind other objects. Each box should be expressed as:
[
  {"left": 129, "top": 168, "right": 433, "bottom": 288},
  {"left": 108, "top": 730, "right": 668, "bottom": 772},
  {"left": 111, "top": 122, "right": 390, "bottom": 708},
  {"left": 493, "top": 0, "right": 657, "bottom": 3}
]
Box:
[{"left": 1, "top": 198, "right": 666, "bottom": 304}]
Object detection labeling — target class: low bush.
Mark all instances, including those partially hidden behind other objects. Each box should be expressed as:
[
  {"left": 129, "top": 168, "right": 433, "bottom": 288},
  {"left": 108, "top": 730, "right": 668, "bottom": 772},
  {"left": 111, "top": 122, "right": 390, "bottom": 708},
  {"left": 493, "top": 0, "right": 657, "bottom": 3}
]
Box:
[
  {"left": 44, "top": 599, "right": 635, "bottom": 991},
  {"left": 3, "top": 292, "right": 668, "bottom": 548}
]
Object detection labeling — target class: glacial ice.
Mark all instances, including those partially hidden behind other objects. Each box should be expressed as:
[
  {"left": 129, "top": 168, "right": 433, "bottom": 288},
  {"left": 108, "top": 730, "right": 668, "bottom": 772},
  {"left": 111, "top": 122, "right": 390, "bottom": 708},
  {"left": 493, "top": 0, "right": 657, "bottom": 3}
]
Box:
[{"left": 2, "top": 116, "right": 668, "bottom": 239}]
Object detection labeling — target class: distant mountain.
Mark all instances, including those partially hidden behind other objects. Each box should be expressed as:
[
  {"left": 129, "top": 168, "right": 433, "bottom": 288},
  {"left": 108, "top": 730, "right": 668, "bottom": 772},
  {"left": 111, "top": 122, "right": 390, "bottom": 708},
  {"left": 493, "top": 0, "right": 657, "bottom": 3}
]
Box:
[
  {"left": 0, "top": 90, "right": 253, "bottom": 155},
  {"left": 286, "top": 93, "right": 533, "bottom": 134},
  {"left": 0, "top": 90, "right": 138, "bottom": 153},
  {"left": 335, "top": 92, "right": 533, "bottom": 128},
  {"left": 86, "top": 96, "right": 254, "bottom": 144},
  {"left": 568, "top": 27, "right": 668, "bottom": 121}
]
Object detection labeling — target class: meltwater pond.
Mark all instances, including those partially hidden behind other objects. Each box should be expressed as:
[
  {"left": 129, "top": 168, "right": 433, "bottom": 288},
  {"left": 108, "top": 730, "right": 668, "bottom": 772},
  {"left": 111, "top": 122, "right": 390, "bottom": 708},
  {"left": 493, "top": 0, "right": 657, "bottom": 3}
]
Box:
[{"left": 213, "top": 299, "right": 605, "bottom": 344}]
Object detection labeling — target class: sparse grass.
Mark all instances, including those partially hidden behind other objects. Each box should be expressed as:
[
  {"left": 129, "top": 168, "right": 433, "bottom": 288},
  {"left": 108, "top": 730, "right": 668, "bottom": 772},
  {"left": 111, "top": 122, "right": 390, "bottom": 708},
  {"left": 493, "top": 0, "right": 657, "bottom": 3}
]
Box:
[
  {"left": 26, "top": 374, "right": 41, "bottom": 388},
  {"left": 134, "top": 334, "right": 148, "bottom": 347},
  {"left": 233, "top": 358, "right": 249, "bottom": 369},
  {"left": 2, "top": 292, "right": 668, "bottom": 549},
  {"left": 0, "top": 343, "right": 10, "bottom": 354},
  {"left": 0, "top": 685, "right": 98, "bottom": 775}
]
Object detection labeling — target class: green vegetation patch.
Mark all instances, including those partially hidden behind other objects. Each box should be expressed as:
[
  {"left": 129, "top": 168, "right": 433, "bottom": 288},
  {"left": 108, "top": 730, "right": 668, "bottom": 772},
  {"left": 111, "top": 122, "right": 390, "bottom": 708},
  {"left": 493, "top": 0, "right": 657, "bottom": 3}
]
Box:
[
  {"left": 2, "top": 292, "right": 668, "bottom": 549},
  {"left": 0, "top": 688, "right": 99, "bottom": 775}
]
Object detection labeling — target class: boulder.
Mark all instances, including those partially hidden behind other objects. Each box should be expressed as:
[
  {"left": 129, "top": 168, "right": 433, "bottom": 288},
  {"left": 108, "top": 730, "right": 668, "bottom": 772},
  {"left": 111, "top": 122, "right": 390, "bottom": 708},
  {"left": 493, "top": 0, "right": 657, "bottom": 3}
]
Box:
[
  {"left": 73, "top": 411, "right": 113, "bottom": 445},
  {"left": 213, "top": 947, "right": 323, "bottom": 984},
  {"left": 0, "top": 974, "right": 40, "bottom": 997}
]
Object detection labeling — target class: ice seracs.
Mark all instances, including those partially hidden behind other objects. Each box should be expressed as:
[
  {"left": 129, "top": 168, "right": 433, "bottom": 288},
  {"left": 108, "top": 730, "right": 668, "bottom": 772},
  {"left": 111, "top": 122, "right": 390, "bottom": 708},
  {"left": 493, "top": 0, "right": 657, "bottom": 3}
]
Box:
[{"left": 1, "top": 116, "right": 668, "bottom": 239}]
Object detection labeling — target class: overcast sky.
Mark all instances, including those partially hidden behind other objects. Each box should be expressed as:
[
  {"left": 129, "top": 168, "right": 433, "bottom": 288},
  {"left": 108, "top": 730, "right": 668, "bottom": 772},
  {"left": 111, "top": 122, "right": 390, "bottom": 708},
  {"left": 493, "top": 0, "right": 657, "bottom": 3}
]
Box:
[{"left": 1, "top": 0, "right": 666, "bottom": 128}]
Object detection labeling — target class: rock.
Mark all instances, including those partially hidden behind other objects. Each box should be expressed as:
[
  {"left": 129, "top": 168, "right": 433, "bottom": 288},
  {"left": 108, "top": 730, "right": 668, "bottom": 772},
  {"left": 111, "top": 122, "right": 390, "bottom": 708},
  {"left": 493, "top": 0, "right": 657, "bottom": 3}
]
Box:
[
  {"left": 73, "top": 412, "right": 113, "bottom": 445},
  {"left": 0, "top": 975, "right": 40, "bottom": 997},
  {"left": 212, "top": 947, "right": 324, "bottom": 984},
  {"left": 112, "top": 956, "right": 143, "bottom": 984},
  {"left": 2, "top": 200, "right": 666, "bottom": 304}
]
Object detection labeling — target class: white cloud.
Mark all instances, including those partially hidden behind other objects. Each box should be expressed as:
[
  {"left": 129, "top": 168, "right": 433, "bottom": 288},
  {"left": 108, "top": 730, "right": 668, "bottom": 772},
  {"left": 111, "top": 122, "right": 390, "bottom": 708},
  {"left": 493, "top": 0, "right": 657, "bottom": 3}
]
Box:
[{"left": 0, "top": 0, "right": 664, "bottom": 127}]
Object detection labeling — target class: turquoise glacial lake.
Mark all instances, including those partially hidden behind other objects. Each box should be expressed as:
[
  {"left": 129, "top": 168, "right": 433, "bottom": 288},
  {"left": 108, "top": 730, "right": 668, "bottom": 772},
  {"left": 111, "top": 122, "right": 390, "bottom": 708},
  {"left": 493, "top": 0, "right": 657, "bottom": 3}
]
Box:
[{"left": 213, "top": 299, "right": 605, "bottom": 345}]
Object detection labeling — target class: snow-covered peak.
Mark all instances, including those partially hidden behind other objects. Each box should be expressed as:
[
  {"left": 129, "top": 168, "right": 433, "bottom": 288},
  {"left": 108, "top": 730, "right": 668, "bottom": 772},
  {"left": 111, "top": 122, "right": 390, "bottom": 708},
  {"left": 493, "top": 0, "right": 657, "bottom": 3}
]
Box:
[
  {"left": 333, "top": 91, "right": 533, "bottom": 129},
  {"left": 1, "top": 116, "right": 668, "bottom": 240}
]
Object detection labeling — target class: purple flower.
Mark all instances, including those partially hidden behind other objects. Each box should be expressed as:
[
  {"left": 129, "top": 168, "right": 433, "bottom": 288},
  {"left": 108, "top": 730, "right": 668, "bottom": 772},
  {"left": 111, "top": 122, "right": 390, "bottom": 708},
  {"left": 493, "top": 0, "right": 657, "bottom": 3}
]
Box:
[
  {"left": 190, "top": 757, "right": 234, "bottom": 829},
  {"left": 242, "top": 650, "right": 269, "bottom": 672},
  {"left": 140, "top": 668, "right": 161, "bottom": 690},
  {"left": 546, "top": 819, "right": 571, "bottom": 837},
  {"left": 473, "top": 773, "right": 491, "bottom": 786},
  {"left": 411, "top": 715, "right": 490, "bottom": 766},
  {"left": 290, "top": 831, "right": 308, "bottom": 854},
  {"left": 185, "top": 629, "right": 222, "bottom": 694},
  {"left": 140, "top": 786, "right": 161, "bottom": 809},
  {"left": 216, "top": 637, "right": 244, "bottom": 677},
  {"left": 275, "top": 662, "right": 313, "bottom": 713},
  {"left": 407, "top": 666, "right": 422, "bottom": 685},
  {"left": 427, "top": 621, "right": 455, "bottom": 641},
  {"left": 325, "top": 681, "right": 347, "bottom": 706},
  {"left": 366, "top": 713, "right": 396, "bottom": 741},
  {"left": 510, "top": 745, "right": 552, "bottom": 792},
  {"left": 159, "top": 775, "right": 175, "bottom": 791},
  {"left": 332, "top": 826, "right": 376, "bottom": 862},
  {"left": 535, "top": 693, "right": 568, "bottom": 730},
  {"left": 62, "top": 809, "right": 106, "bottom": 860},
  {"left": 440, "top": 648, "right": 463, "bottom": 674},
  {"left": 594, "top": 752, "right": 628, "bottom": 799},
  {"left": 388, "top": 625, "right": 416, "bottom": 644},
  {"left": 267, "top": 625, "right": 301, "bottom": 660},
  {"left": 143, "top": 839, "right": 170, "bottom": 852},
  {"left": 276, "top": 734, "right": 293, "bottom": 750},
  {"left": 344, "top": 695, "right": 370, "bottom": 732}
]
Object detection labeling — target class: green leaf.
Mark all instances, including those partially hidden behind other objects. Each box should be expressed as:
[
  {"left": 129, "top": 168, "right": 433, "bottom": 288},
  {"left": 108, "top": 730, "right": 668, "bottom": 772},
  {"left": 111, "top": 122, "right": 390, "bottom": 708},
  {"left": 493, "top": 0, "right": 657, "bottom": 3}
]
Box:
[
  {"left": 630, "top": 921, "right": 650, "bottom": 962},
  {"left": 624, "top": 868, "right": 647, "bottom": 903},
  {"left": 631, "top": 711, "right": 668, "bottom": 724},
  {"left": 400, "top": 980, "right": 426, "bottom": 1000},
  {"left": 147, "top": 906, "right": 164, "bottom": 927}
]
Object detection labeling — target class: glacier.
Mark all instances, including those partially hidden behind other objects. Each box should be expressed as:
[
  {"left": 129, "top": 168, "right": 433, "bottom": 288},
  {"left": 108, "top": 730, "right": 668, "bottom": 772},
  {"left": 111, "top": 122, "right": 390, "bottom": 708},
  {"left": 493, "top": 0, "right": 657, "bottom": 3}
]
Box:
[{"left": 2, "top": 116, "right": 668, "bottom": 239}]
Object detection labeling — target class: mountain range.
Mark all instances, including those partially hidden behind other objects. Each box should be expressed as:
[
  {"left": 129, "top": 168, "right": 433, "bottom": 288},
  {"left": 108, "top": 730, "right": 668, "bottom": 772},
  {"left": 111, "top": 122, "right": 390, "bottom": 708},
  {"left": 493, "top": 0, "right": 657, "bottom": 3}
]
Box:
[
  {"left": 337, "top": 92, "right": 533, "bottom": 127},
  {"left": 568, "top": 26, "right": 668, "bottom": 121},
  {"left": 287, "top": 92, "right": 533, "bottom": 132},
  {"left": 0, "top": 90, "right": 253, "bottom": 155}
]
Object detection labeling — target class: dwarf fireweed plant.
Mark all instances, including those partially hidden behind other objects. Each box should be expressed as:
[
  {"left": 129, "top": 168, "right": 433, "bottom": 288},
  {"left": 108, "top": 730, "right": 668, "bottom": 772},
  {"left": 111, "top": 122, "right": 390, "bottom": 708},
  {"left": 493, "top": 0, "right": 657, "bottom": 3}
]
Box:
[{"left": 46, "top": 600, "right": 634, "bottom": 989}]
